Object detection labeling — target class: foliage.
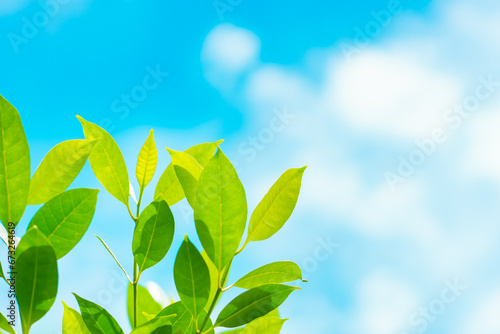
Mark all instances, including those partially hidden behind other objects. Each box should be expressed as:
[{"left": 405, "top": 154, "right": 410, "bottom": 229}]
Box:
[{"left": 0, "top": 95, "right": 307, "bottom": 334}]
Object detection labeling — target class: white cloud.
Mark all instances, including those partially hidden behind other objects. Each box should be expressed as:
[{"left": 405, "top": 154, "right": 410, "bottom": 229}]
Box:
[
  {"left": 202, "top": 24, "right": 260, "bottom": 91},
  {"left": 355, "top": 271, "right": 420, "bottom": 334},
  {"left": 324, "top": 49, "right": 462, "bottom": 139}
]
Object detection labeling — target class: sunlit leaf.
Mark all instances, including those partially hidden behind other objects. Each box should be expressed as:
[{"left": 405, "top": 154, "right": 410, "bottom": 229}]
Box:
[
  {"left": 127, "top": 284, "right": 162, "bottom": 327},
  {"left": 174, "top": 236, "right": 211, "bottom": 317},
  {"left": 240, "top": 316, "right": 286, "bottom": 334},
  {"left": 245, "top": 167, "right": 306, "bottom": 244},
  {"left": 62, "top": 301, "right": 91, "bottom": 334},
  {"left": 130, "top": 315, "right": 175, "bottom": 334},
  {"left": 215, "top": 285, "right": 298, "bottom": 328},
  {"left": 165, "top": 148, "right": 202, "bottom": 208},
  {"left": 157, "top": 301, "right": 214, "bottom": 334},
  {"left": 0, "top": 94, "right": 30, "bottom": 228},
  {"left": 194, "top": 149, "right": 247, "bottom": 272},
  {"left": 77, "top": 116, "right": 130, "bottom": 206},
  {"left": 28, "top": 139, "right": 95, "bottom": 205},
  {"left": 154, "top": 140, "right": 222, "bottom": 206},
  {"left": 133, "top": 199, "right": 175, "bottom": 274},
  {"left": 17, "top": 227, "right": 58, "bottom": 334},
  {"left": 202, "top": 250, "right": 227, "bottom": 310},
  {"left": 233, "top": 261, "right": 304, "bottom": 289},
  {"left": 136, "top": 129, "right": 158, "bottom": 191},
  {"left": 0, "top": 312, "right": 15, "bottom": 334},
  {"left": 73, "top": 294, "right": 124, "bottom": 334},
  {"left": 28, "top": 188, "right": 98, "bottom": 259}
]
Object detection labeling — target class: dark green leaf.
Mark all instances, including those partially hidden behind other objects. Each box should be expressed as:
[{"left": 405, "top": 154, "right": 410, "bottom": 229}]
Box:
[
  {"left": 73, "top": 293, "right": 124, "bottom": 334},
  {"left": 215, "top": 285, "right": 298, "bottom": 328},
  {"left": 28, "top": 139, "right": 95, "bottom": 205},
  {"left": 133, "top": 199, "right": 175, "bottom": 274},
  {"left": 17, "top": 227, "right": 58, "bottom": 334},
  {"left": 174, "top": 236, "right": 210, "bottom": 317},
  {"left": 194, "top": 149, "right": 247, "bottom": 273},
  {"left": 0, "top": 94, "right": 30, "bottom": 228},
  {"left": 28, "top": 188, "right": 98, "bottom": 259},
  {"left": 233, "top": 261, "right": 303, "bottom": 289}
]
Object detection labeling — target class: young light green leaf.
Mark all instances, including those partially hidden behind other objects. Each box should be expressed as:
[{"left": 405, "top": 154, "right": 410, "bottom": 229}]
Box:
[
  {"left": 245, "top": 167, "right": 306, "bottom": 244},
  {"left": 157, "top": 301, "right": 214, "bottom": 334},
  {"left": 165, "top": 148, "right": 202, "bottom": 208},
  {"left": 133, "top": 199, "right": 175, "bottom": 274},
  {"left": 76, "top": 116, "right": 130, "bottom": 207},
  {"left": 28, "top": 139, "right": 96, "bottom": 205},
  {"left": 73, "top": 294, "right": 124, "bottom": 334},
  {"left": 194, "top": 149, "right": 247, "bottom": 272},
  {"left": 136, "top": 129, "right": 158, "bottom": 191},
  {"left": 154, "top": 140, "right": 222, "bottom": 206},
  {"left": 95, "top": 235, "right": 132, "bottom": 283},
  {"left": 62, "top": 301, "right": 92, "bottom": 334},
  {"left": 142, "top": 312, "right": 156, "bottom": 322},
  {"left": 0, "top": 94, "right": 30, "bottom": 228},
  {"left": 0, "top": 259, "right": 5, "bottom": 284},
  {"left": 202, "top": 250, "right": 228, "bottom": 310},
  {"left": 0, "top": 312, "right": 15, "bottom": 334},
  {"left": 130, "top": 315, "right": 175, "bottom": 334},
  {"left": 28, "top": 188, "right": 99, "bottom": 259},
  {"left": 17, "top": 227, "right": 58, "bottom": 334},
  {"left": 233, "top": 261, "right": 304, "bottom": 289},
  {"left": 174, "top": 236, "right": 211, "bottom": 318},
  {"left": 127, "top": 284, "right": 163, "bottom": 327},
  {"left": 215, "top": 284, "right": 298, "bottom": 328},
  {"left": 240, "top": 316, "right": 287, "bottom": 334}
]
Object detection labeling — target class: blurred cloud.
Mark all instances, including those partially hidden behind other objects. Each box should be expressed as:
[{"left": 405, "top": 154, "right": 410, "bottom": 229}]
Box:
[{"left": 202, "top": 23, "right": 260, "bottom": 91}]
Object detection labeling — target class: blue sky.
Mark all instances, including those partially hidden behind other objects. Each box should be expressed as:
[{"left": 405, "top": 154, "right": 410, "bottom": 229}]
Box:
[{"left": 3, "top": 0, "right": 500, "bottom": 333}]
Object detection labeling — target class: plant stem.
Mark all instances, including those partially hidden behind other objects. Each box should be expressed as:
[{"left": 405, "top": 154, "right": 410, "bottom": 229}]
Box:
[
  {"left": 198, "top": 257, "right": 234, "bottom": 332},
  {"left": 132, "top": 188, "right": 143, "bottom": 329}
]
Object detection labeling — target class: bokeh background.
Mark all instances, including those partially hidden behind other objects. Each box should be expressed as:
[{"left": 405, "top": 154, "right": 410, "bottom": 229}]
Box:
[{"left": 2, "top": 0, "right": 500, "bottom": 333}]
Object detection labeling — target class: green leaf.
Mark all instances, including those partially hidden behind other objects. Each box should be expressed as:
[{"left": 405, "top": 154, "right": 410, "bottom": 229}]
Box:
[
  {"left": 0, "top": 259, "right": 5, "bottom": 283},
  {"left": 0, "top": 94, "right": 30, "bottom": 228},
  {"left": 95, "top": 235, "right": 132, "bottom": 283},
  {"left": 62, "top": 301, "right": 92, "bottom": 334},
  {"left": 202, "top": 250, "right": 227, "bottom": 310},
  {"left": 165, "top": 148, "right": 202, "bottom": 208},
  {"left": 76, "top": 116, "right": 130, "bottom": 207},
  {"left": 154, "top": 140, "right": 222, "bottom": 206},
  {"left": 240, "top": 316, "right": 286, "bottom": 334},
  {"left": 127, "top": 284, "right": 163, "bottom": 327},
  {"left": 245, "top": 167, "right": 306, "bottom": 244},
  {"left": 28, "top": 139, "right": 95, "bottom": 205},
  {"left": 194, "top": 149, "right": 247, "bottom": 272},
  {"left": 28, "top": 188, "right": 99, "bottom": 259},
  {"left": 136, "top": 129, "right": 158, "bottom": 191},
  {"left": 215, "top": 284, "right": 298, "bottom": 328},
  {"left": 233, "top": 261, "right": 304, "bottom": 289},
  {"left": 157, "top": 301, "right": 213, "bottom": 334},
  {"left": 174, "top": 236, "right": 211, "bottom": 317},
  {"left": 73, "top": 293, "right": 124, "bottom": 334},
  {"left": 130, "top": 315, "right": 175, "bottom": 334},
  {"left": 0, "top": 312, "right": 15, "bottom": 334},
  {"left": 133, "top": 199, "right": 175, "bottom": 274},
  {"left": 17, "top": 227, "right": 58, "bottom": 334}
]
